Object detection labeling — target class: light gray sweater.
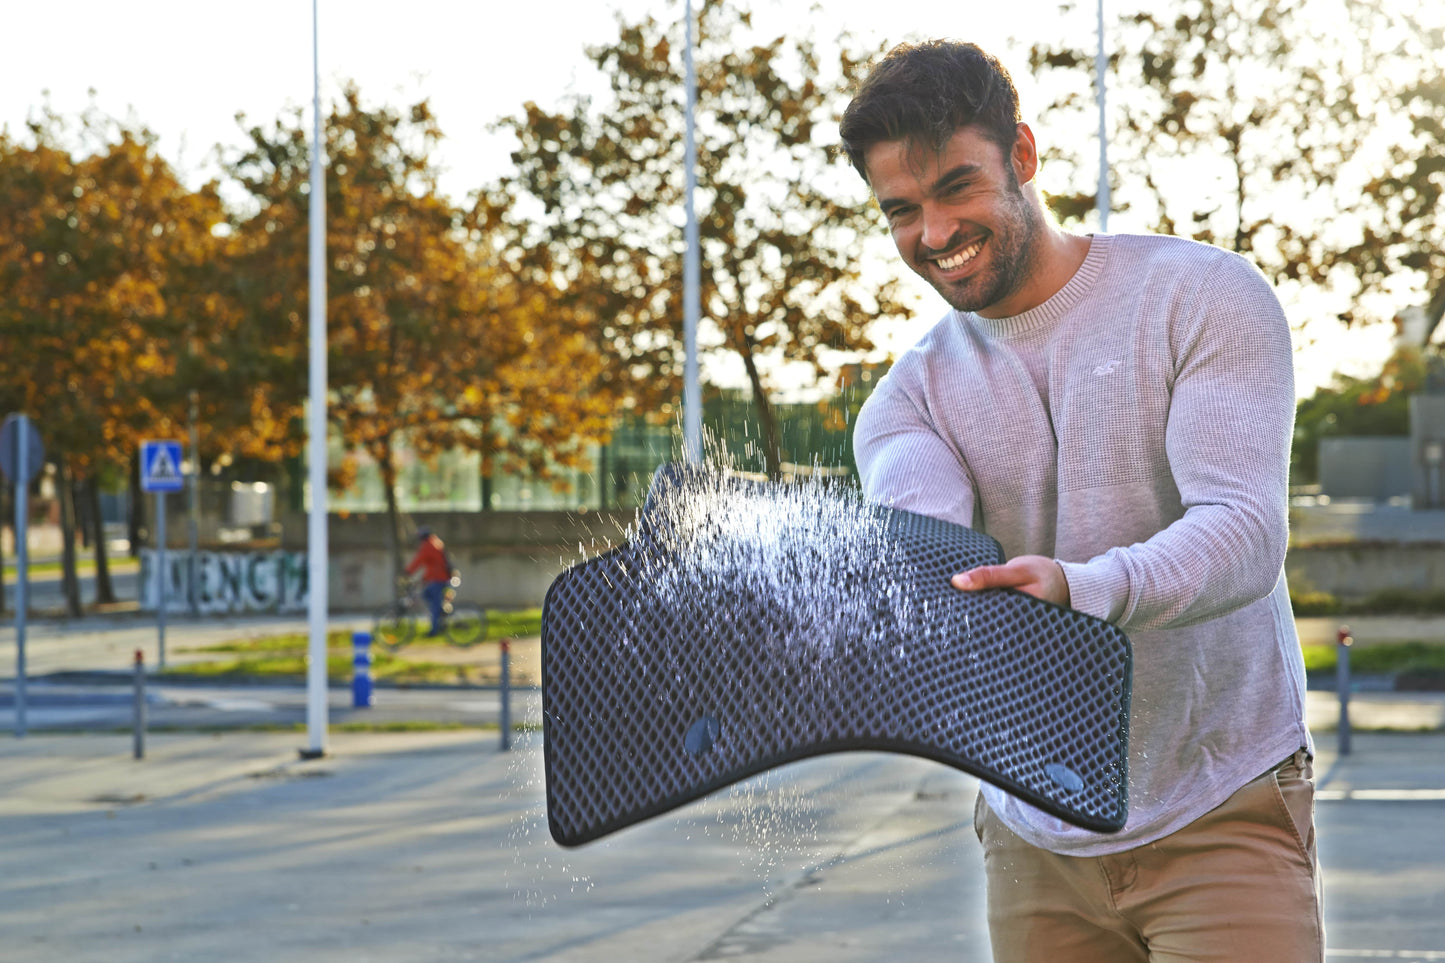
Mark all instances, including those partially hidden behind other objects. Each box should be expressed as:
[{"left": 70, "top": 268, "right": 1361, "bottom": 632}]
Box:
[{"left": 855, "top": 233, "right": 1310, "bottom": 856}]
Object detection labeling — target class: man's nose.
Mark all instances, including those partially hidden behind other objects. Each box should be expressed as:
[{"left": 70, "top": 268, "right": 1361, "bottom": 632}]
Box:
[{"left": 919, "top": 205, "right": 957, "bottom": 254}]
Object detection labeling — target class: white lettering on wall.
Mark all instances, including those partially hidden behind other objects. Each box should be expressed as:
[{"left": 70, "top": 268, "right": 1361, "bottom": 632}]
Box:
[{"left": 139, "top": 550, "right": 308, "bottom": 614}]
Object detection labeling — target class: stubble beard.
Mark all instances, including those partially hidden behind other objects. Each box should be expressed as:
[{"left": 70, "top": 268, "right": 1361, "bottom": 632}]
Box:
[{"left": 933, "top": 185, "right": 1042, "bottom": 316}]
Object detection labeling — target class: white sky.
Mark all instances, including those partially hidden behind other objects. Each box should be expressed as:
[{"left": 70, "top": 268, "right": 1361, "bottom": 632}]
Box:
[{"left": 0, "top": 0, "right": 1405, "bottom": 399}]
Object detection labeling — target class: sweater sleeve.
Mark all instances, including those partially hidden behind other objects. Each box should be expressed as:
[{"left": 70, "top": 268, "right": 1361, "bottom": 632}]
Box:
[
  {"left": 854, "top": 361, "right": 978, "bottom": 528},
  {"left": 1058, "top": 255, "right": 1294, "bottom": 630}
]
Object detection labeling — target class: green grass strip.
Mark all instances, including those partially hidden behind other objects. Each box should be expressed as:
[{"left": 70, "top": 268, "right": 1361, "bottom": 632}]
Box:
[
  {"left": 2, "top": 557, "right": 140, "bottom": 575},
  {"left": 1302, "top": 640, "right": 1445, "bottom": 675},
  {"left": 182, "top": 608, "right": 542, "bottom": 658}
]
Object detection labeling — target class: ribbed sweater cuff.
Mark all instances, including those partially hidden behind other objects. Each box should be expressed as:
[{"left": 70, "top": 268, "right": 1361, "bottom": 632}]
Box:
[{"left": 1058, "top": 556, "right": 1130, "bottom": 624}]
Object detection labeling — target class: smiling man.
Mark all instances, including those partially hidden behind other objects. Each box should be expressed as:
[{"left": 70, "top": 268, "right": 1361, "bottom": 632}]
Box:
[{"left": 841, "top": 41, "right": 1319, "bottom": 961}]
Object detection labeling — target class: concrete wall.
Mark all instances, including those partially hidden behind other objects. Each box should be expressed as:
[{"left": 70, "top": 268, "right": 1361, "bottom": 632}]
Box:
[
  {"left": 1318, "top": 437, "right": 1413, "bottom": 500},
  {"left": 137, "top": 504, "right": 1445, "bottom": 611},
  {"left": 1286, "top": 542, "right": 1445, "bottom": 600},
  {"left": 1411, "top": 395, "right": 1445, "bottom": 509},
  {"left": 281, "top": 508, "right": 637, "bottom": 612},
  {"left": 314, "top": 509, "right": 1445, "bottom": 610}
]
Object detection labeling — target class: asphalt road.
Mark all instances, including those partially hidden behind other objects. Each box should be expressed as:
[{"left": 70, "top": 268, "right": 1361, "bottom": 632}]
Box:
[
  {"left": 3, "top": 567, "right": 140, "bottom": 613},
  {"left": 0, "top": 612, "right": 531, "bottom": 732},
  {"left": 0, "top": 679, "right": 538, "bottom": 731}
]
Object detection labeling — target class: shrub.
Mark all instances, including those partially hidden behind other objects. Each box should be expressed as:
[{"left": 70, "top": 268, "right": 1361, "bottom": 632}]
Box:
[
  {"left": 1291, "top": 588, "right": 1445, "bottom": 616},
  {"left": 1290, "top": 590, "right": 1342, "bottom": 616},
  {"left": 1354, "top": 589, "right": 1445, "bottom": 615}
]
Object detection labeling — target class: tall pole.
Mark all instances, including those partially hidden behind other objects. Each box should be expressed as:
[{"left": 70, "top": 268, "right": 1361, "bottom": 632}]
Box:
[
  {"left": 681, "top": 0, "right": 702, "bottom": 464},
  {"left": 1095, "top": 0, "right": 1111, "bottom": 231},
  {"left": 12, "top": 416, "right": 29, "bottom": 737},
  {"left": 303, "top": 0, "right": 330, "bottom": 759},
  {"left": 187, "top": 387, "right": 199, "bottom": 617},
  {"left": 156, "top": 491, "right": 168, "bottom": 669}
]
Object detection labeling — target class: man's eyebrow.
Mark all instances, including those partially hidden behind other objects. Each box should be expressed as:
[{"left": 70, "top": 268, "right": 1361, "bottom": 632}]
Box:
[
  {"left": 875, "top": 162, "right": 985, "bottom": 214},
  {"left": 933, "top": 163, "right": 983, "bottom": 190},
  {"left": 877, "top": 194, "right": 911, "bottom": 215}
]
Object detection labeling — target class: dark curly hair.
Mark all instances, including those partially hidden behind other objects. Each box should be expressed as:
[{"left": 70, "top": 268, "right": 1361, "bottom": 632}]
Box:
[{"left": 839, "top": 41, "right": 1022, "bottom": 183}]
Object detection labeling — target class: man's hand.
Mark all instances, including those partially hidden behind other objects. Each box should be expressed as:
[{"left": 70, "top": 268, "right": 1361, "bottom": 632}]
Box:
[{"left": 951, "top": 555, "right": 1072, "bottom": 607}]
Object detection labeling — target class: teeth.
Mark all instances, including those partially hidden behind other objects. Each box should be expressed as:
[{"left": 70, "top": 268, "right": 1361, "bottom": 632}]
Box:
[{"left": 936, "top": 240, "right": 983, "bottom": 271}]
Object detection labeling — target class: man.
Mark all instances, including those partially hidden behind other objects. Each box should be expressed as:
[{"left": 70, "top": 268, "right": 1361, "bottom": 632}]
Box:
[
  {"left": 840, "top": 41, "right": 1318, "bottom": 961},
  {"left": 406, "top": 526, "right": 453, "bottom": 637}
]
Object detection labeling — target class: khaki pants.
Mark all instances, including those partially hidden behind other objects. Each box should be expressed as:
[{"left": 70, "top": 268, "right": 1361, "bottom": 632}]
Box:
[{"left": 974, "top": 750, "right": 1322, "bottom": 962}]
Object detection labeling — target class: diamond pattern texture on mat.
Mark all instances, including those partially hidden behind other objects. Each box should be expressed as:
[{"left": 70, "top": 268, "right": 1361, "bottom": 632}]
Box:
[{"left": 541, "top": 468, "right": 1131, "bottom": 847}]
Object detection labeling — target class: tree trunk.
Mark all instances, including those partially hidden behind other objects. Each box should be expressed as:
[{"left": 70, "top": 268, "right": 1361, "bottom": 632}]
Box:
[
  {"left": 76, "top": 475, "right": 92, "bottom": 549},
  {"left": 1425, "top": 283, "right": 1445, "bottom": 343},
  {"left": 479, "top": 435, "right": 494, "bottom": 512},
  {"left": 127, "top": 450, "right": 143, "bottom": 558},
  {"left": 86, "top": 473, "right": 116, "bottom": 605},
  {"left": 1225, "top": 121, "right": 1247, "bottom": 255},
  {"left": 739, "top": 341, "right": 784, "bottom": 479},
  {"left": 378, "top": 437, "right": 403, "bottom": 592},
  {"left": 56, "top": 457, "right": 83, "bottom": 617}
]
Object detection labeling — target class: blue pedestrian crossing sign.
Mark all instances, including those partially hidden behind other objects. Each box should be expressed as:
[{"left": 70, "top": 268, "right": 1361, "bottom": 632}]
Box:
[{"left": 140, "top": 440, "right": 185, "bottom": 493}]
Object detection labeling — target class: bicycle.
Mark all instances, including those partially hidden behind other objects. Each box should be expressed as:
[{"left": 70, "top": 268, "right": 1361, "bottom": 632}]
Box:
[{"left": 373, "top": 574, "right": 489, "bottom": 651}]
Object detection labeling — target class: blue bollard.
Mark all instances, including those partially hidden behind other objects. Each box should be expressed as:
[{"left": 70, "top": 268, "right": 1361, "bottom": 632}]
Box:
[
  {"left": 352, "top": 631, "right": 374, "bottom": 708},
  {"left": 499, "top": 638, "right": 511, "bottom": 751}
]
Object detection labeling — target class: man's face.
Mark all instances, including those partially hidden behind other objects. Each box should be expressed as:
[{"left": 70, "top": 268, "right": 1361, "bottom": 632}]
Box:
[{"left": 865, "top": 125, "right": 1041, "bottom": 318}]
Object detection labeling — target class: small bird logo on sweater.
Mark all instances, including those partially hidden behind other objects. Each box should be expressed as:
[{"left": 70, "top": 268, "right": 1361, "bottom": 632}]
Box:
[{"left": 1092, "top": 359, "right": 1122, "bottom": 376}]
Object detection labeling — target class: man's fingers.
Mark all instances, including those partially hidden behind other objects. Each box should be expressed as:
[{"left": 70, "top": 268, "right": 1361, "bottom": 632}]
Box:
[
  {"left": 952, "top": 556, "right": 1071, "bottom": 607},
  {"left": 951, "top": 564, "right": 1026, "bottom": 591}
]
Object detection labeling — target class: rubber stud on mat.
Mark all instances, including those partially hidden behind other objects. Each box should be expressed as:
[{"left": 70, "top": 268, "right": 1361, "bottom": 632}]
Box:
[{"left": 684, "top": 716, "right": 721, "bottom": 757}]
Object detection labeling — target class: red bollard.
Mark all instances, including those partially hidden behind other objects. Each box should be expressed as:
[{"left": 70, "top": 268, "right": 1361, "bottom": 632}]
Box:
[{"left": 1337, "top": 625, "right": 1353, "bottom": 755}]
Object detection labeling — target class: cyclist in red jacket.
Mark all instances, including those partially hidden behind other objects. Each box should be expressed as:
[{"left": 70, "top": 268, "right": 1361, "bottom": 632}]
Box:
[{"left": 405, "top": 527, "right": 453, "bottom": 637}]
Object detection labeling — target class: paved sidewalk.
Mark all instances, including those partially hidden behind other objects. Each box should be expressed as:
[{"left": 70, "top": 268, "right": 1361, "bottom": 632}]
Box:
[
  {"left": 0, "top": 722, "right": 1437, "bottom": 824},
  {"left": 0, "top": 727, "right": 1441, "bottom": 961},
  {"left": 1307, "top": 689, "right": 1445, "bottom": 732}
]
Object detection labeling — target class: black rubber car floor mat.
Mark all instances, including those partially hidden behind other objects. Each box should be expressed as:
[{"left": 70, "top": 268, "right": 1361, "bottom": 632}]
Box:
[{"left": 541, "top": 466, "right": 1131, "bottom": 846}]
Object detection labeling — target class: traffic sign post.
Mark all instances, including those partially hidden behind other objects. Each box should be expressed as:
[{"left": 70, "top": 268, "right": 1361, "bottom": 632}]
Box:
[
  {"left": 1, "top": 413, "right": 45, "bottom": 738},
  {"left": 155, "top": 490, "right": 167, "bottom": 668},
  {"left": 141, "top": 441, "right": 185, "bottom": 669}
]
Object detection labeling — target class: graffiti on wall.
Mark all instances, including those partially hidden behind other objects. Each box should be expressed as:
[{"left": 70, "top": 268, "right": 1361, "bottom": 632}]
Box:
[{"left": 140, "top": 550, "right": 308, "bottom": 614}]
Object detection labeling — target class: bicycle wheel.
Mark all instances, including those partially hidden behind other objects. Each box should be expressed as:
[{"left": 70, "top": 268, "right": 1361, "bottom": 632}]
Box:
[
  {"left": 444, "top": 602, "right": 488, "bottom": 647},
  {"left": 374, "top": 602, "right": 419, "bottom": 651}
]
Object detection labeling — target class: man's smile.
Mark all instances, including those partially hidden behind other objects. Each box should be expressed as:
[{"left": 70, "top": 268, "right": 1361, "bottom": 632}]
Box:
[{"left": 930, "top": 237, "right": 985, "bottom": 273}]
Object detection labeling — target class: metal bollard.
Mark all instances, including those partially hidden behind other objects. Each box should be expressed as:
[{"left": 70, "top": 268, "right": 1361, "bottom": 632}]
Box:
[
  {"left": 1337, "top": 625, "right": 1352, "bottom": 756},
  {"left": 499, "top": 638, "right": 511, "bottom": 751},
  {"left": 133, "top": 649, "right": 146, "bottom": 760},
  {"left": 352, "top": 631, "right": 374, "bottom": 708}
]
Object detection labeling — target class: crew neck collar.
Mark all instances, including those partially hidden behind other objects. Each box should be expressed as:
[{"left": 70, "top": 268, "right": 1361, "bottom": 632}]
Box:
[{"left": 959, "top": 233, "right": 1112, "bottom": 338}]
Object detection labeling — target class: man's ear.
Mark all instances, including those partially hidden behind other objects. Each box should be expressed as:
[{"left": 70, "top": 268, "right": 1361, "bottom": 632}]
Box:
[{"left": 1011, "top": 123, "right": 1039, "bottom": 186}]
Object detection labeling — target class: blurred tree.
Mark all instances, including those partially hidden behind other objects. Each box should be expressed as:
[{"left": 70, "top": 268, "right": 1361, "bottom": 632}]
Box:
[
  {"left": 486, "top": 0, "right": 906, "bottom": 477},
  {"left": 1337, "top": 4, "right": 1445, "bottom": 332},
  {"left": 227, "top": 85, "right": 609, "bottom": 577},
  {"left": 0, "top": 108, "right": 226, "bottom": 613},
  {"left": 1027, "top": 0, "right": 1443, "bottom": 327},
  {"left": 1290, "top": 346, "right": 1426, "bottom": 483}
]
